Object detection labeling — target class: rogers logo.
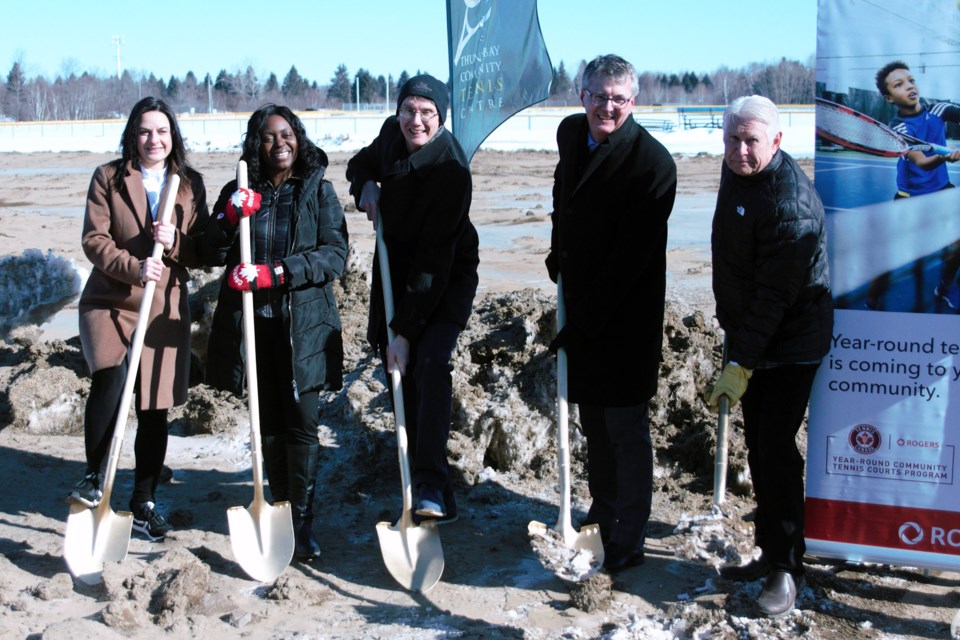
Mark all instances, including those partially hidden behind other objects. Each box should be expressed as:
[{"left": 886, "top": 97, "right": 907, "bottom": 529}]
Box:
[
  {"left": 899, "top": 522, "right": 923, "bottom": 545},
  {"left": 896, "top": 438, "right": 941, "bottom": 449},
  {"left": 849, "top": 424, "right": 882, "bottom": 454}
]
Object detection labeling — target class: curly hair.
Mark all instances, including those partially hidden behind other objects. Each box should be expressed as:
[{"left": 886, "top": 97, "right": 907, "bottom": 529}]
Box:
[
  {"left": 875, "top": 60, "right": 909, "bottom": 96},
  {"left": 112, "top": 96, "right": 197, "bottom": 192},
  {"left": 241, "top": 104, "right": 328, "bottom": 189}
]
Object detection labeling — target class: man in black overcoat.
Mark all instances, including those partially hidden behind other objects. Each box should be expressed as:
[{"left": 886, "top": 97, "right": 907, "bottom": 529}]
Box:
[{"left": 545, "top": 54, "right": 677, "bottom": 573}]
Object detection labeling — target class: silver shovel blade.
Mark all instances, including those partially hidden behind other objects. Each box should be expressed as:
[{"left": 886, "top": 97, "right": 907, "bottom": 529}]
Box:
[
  {"left": 63, "top": 503, "right": 133, "bottom": 585},
  {"left": 376, "top": 518, "right": 444, "bottom": 593},
  {"left": 227, "top": 500, "right": 295, "bottom": 582}
]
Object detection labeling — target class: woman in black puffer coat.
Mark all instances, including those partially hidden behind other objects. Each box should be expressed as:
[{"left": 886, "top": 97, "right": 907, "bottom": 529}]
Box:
[{"left": 204, "top": 104, "right": 348, "bottom": 561}]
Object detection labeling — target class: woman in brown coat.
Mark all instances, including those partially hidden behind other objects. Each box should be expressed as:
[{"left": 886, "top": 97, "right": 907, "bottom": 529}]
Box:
[{"left": 67, "top": 97, "right": 209, "bottom": 541}]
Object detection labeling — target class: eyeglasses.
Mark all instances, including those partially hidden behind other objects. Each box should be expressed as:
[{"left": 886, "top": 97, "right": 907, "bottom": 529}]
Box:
[
  {"left": 583, "top": 89, "right": 633, "bottom": 108},
  {"left": 399, "top": 106, "right": 439, "bottom": 121}
]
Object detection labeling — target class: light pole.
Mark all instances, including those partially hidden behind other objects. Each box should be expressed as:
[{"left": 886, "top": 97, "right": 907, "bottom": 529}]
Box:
[{"left": 111, "top": 36, "right": 123, "bottom": 79}]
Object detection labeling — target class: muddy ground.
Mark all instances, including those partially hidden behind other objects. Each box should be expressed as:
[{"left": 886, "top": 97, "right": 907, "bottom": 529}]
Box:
[{"left": 0, "top": 151, "right": 957, "bottom": 639}]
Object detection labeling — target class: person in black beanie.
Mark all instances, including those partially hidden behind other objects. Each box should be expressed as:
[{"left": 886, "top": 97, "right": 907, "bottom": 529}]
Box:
[{"left": 346, "top": 74, "right": 478, "bottom": 524}]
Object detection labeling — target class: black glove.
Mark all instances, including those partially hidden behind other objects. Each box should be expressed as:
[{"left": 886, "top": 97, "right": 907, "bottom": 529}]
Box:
[
  {"left": 549, "top": 324, "right": 587, "bottom": 354},
  {"left": 545, "top": 253, "right": 559, "bottom": 284}
]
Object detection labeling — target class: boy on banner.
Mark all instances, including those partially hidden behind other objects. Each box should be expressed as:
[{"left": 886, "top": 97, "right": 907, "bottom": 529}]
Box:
[
  {"left": 874, "top": 61, "right": 960, "bottom": 309},
  {"left": 708, "top": 95, "right": 833, "bottom": 617},
  {"left": 546, "top": 54, "right": 676, "bottom": 573}
]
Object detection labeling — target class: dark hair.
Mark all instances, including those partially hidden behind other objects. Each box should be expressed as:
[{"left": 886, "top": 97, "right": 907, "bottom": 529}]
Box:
[
  {"left": 113, "top": 96, "right": 194, "bottom": 192},
  {"left": 581, "top": 54, "right": 639, "bottom": 97},
  {"left": 875, "top": 60, "right": 909, "bottom": 96},
  {"left": 241, "top": 104, "right": 327, "bottom": 189}
]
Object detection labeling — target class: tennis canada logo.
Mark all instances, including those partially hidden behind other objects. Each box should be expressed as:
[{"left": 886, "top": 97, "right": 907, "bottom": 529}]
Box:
[
  {"left": 899, "top": 522, "right": 924, "bottom": 545},
  {"left": 849, "top": 423, "right": 882, "bottom": 454}
]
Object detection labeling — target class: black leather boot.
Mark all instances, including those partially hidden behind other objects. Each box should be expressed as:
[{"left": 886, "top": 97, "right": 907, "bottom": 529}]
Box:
[
  {"left": 261, "top": 435, "right": 288, "bottom": 504},
  {"left": 287, "top": 443, "right": 321, "bottom": 561}
]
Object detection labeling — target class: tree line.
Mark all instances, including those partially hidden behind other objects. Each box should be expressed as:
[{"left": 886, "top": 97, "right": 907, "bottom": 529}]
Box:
[
  {"left": 1, "top": 57, "right": 814, "bottom": 123},
  {"left": 548, "top": 57, "right": 814, "bottom": 106}
]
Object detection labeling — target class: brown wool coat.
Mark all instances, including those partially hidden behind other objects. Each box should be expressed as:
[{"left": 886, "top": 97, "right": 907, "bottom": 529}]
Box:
[{"left": 78, "top": 160, "right": 209, "bottom": 410}]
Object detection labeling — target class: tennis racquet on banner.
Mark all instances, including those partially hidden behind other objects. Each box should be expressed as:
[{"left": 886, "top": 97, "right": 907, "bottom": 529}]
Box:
[{"left": 815, "top": 97, "right": 957, "bottom": 158}]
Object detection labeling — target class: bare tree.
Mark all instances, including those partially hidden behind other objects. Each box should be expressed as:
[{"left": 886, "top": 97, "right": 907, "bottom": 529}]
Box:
[
  {"left": 27, "top": 77, "right": 49, "bottom": 121},
  {"left": 237, "top": 66, "right": 260, "bottom": 104}
]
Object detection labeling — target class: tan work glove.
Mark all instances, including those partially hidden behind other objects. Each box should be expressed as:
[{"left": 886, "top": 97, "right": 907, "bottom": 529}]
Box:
[{"left": 707, "top": 363, "right": 753, "bottom": 411}]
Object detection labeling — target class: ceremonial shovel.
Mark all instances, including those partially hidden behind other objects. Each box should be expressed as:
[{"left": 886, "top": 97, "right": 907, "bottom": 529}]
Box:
[
  {"left": 528, "top": 276, "right": 605, "bottom": 565},
  {"left": 226, "top": 160, "right": 295, "bottom": 582},
  {"left": 64, "top": 173, "right": 181, "bottom": 585},
  {"left": 373, "top": 214, "right": 444, "bottom": 593},
  {"left": 713, "top": 339, "right": 730, "bottom": 507}
]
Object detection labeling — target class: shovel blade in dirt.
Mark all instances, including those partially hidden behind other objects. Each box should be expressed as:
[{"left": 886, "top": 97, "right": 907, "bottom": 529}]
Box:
[
  {"left": 527, "top": 519, "right": 604, "bottom": 558},
  {"left": 227, "top": 499, "right": 295, "bottom": 583},
  {"left": 373, "top": 218, "right": 445, "bottom": 592},
  {"left": 528, "top": 276, "right": 606, "bottom": 568},
  {"left": 375, "top": 515, "right": 444, "bottom": 593},
  {"left": 63, "top": 503, "right": 133, "bottom": 585}
]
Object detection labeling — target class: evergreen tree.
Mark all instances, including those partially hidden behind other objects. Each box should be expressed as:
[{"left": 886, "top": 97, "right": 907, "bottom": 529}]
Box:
[
  {"left": 166, "top": 75, "right": 181, "bottom": 99},
  {"left": 282, "top": 65, "right": 307, "bottom": 97},
  {"left": 355, "top": 68, "right": 376, "bottom": 103},
  {"left": 214, "top": 69, "right": 235, "bottom": 94},
  {"left": 328, "top": 64, "right": 351, "bottom": 102},
  {"left": 551, "top": 61, "right": 572, "bottom": 96},
  {"left": 5, "top": 61, "right": 26, "bottom": 121},
  {"left": 264, "top": 72, "right": 279, "bottom": 94},
  {"left": 396, "top": 70, "right": 410, "bottom": 94}
]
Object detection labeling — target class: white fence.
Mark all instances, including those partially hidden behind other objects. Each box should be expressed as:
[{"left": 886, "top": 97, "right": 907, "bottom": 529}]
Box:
[{"left": 0, "top": 106, "right": 816, "bottom": 156}]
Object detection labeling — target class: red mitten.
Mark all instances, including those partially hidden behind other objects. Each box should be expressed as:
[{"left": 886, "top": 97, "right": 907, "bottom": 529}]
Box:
[
  {"left": 218, "top": 188, "right": 261, "bottom": 226},
  {"left": 227, "top": 262, "right": 285, "bottom": 292}
]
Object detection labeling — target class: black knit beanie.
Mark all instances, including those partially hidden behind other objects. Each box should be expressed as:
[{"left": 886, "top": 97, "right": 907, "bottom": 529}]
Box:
[{"left": 396, "top": 74, "right": 449, "bottom": 125}]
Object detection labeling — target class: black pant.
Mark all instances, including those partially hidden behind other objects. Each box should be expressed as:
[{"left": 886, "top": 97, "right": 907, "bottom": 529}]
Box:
[
  {"left": 579, "top": 402, "right": 653, "bottom": 552},
  {"left": 384, "top": 322, "right": 460, "bottom": 492},
  {"left": 253, "top": 317, "right": 320, "bottom": 446},
  {"left": 84, "top": 362, "right": 168, "bottom": 506},
  {"left": 740, "top": 363, "right": 820, "bottom": 577}
]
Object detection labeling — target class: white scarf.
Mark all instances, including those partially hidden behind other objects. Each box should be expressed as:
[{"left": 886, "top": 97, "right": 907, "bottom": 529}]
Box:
[{"left": 141, "top": 166, "right": 167, "bottom": 220}]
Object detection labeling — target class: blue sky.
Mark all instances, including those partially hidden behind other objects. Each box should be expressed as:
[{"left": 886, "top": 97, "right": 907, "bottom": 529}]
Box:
[{"left": 1, "top": 1, "right": 816, "bottom": 84}]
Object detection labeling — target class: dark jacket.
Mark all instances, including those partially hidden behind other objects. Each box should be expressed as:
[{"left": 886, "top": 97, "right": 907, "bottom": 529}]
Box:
[
  {"left": 711, "top": 150, "right": 833, "bottom": 369},
  {"left": 546, "top": 114, "right": 677, "bottom": 406},
  {"left": 346, "top": 117, "right": 479, "bottom": 347},
  {"left": 204, "top": 164, "right": 348, "bottom": 396}
]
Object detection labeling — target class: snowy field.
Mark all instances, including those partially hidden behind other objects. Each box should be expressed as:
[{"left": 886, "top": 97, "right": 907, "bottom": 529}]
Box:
[{"left": 0, "top": 106, "right": 816, "bottom": 158}]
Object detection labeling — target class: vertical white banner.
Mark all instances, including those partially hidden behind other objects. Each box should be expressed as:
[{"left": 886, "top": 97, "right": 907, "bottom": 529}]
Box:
[{"left": 809, "top": 0, "right": 960, "bottom": 569}]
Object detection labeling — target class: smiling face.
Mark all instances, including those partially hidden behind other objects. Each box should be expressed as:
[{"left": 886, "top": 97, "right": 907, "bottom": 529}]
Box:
[
  {"left": 260, "top": 114, "right": 298, "bottom": 185},
  {"left": 136, "top": 110, "right": 173, "bottom": 171},
  {"left": 883, "top": 67, "right": 921, "bottom": 114},
  {"left": 398, "top": 96, "right": 440, "bottom": 152},
  {"left": 580, "top": 75, "right": 634, "bottom": 143},
  {"left": 723, "top": 118, "right": 781, "bottom": 177}
]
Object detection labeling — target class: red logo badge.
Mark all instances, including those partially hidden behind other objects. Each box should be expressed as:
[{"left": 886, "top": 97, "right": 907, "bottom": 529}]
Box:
[{"left": 849, "top": 423, "right": 882, "bottom": 454}]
